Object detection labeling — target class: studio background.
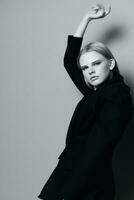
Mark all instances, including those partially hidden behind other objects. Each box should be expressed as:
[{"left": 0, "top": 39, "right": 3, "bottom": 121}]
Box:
[{"left": 0, "top": 0, "right": 134, "bottom": 200}]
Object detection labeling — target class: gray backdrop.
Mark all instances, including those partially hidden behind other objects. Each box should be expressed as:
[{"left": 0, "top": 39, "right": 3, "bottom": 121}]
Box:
[{"left": 0, "top": 0, "right": 134, "bottom": 200}]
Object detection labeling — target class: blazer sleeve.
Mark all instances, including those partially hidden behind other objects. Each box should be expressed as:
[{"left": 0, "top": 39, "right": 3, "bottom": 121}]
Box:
[
  {"left": 58, "top": 93, "right": 133, "bottom": 200},
  {"left": 63, "top": 35, "right": 92, "bottom": 96}
]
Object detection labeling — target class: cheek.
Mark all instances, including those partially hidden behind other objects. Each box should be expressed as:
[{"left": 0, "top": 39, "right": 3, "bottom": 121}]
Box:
[
  {"left": 82, "top": 71, "right": 90, "bottom": 79},
  {"left": 82, "top": 70, "right": 87, "bottom": 76},
  {"left": 99, "top": 65, "right": 110, "bottom": 76},
  {"left": 82, "top": 71, "right": 90, "bottom": 82}
]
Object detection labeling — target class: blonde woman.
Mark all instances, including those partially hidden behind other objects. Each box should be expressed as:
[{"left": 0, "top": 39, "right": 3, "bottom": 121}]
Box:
[{"left": 38, "top": 4, "right": 133, "bottom": 200}]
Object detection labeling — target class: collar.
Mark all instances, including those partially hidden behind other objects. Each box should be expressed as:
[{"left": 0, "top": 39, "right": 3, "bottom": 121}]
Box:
[{"left": 89, "top": 72, "right": 129, "bottom": 94}]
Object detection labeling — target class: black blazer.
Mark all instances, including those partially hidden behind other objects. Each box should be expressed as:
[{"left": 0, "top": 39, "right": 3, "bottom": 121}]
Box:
[{"left": 38, "top": 35, "right": 133, "bottom": 200}]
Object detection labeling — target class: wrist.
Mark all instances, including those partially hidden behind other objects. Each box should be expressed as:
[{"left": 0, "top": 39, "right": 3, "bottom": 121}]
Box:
[{"left": 82, "top": 14, "right": 92, "bottom": 22}]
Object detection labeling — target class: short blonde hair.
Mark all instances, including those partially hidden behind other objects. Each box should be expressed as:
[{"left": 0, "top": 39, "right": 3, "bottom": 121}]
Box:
[{"left": 77, "top": 41, "right": 120, "bottom": 76}]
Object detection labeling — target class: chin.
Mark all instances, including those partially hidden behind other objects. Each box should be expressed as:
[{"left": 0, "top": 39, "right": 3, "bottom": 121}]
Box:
[{"left": 90, "top": 80, "right": 102, "bottom": 87}]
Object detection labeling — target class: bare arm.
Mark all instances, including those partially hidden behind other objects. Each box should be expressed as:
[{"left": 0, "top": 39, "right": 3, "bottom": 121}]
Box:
[{"left": 74, "top": 4, "right": 111, "bottom": 38}]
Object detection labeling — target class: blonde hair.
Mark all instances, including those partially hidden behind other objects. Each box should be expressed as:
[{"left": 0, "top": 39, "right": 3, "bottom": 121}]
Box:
[{"left": 77, "top": 41, "right": 120, "bottom": 76}]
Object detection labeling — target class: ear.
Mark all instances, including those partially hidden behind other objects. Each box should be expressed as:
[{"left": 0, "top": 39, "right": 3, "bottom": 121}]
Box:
[{"left": 109, "top": 59, "right": 115, "bottom": 70}]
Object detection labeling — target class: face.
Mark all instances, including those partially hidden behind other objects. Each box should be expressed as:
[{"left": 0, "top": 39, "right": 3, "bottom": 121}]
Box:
[{"left": 79, "top": 51, "right": 114, "bottom": 89}]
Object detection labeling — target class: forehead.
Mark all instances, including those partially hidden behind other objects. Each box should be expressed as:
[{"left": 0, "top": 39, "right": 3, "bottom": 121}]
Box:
[{"left": 79, "top": 51, "right": 106, "bottom": 65}]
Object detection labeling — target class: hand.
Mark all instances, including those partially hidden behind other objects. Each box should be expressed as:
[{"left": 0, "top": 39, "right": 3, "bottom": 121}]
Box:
[{"left": 84, "top": 4, "right": 111, "bottom": 20}]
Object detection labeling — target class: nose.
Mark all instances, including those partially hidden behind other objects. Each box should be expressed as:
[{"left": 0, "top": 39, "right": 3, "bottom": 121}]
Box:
[{"left": 88, "top": 66, "right": 95, "bottom": 74}]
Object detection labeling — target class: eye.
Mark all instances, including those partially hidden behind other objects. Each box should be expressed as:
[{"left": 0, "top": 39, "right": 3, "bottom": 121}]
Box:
[
  {"left": 81, "top": 66, "right": 88, "bottom": 71},
  {"left": 93, "top": 61, "right": 101, "bottom": 66}
]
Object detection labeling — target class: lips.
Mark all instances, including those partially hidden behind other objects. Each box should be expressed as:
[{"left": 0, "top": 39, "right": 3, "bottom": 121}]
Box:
[{"left": 90, "top": 76, "right": 99, "bottom": 81}]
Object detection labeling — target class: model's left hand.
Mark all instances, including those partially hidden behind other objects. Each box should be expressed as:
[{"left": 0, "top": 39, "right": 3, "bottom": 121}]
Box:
[{"left": 84, "top": 3, "right": 111, "bottom": 20}]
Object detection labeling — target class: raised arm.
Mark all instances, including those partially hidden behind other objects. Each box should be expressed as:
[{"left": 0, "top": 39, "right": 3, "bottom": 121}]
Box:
[
  {"left": 64, "top": 4, "right": 111, "bottom": 96},
  {"left": 74, "top": 4, "right": 111, "bottom": 37}
]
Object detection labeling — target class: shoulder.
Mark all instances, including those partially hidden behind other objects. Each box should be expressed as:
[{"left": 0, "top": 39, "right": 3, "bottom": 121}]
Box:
[
  {"left": 100, "top": 82, "right": 131, "bottom": 101},
  {"left": 96, "top": 82, "right": 133, "bottom": 117}
]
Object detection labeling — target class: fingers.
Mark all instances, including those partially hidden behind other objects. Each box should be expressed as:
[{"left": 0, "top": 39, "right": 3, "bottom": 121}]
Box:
[
  {"left": 96, "top": 3, "right": 105, "bottom": 12},
  {"left": 91, "top": 3, "right": 111, "bottom": 17},
  {"left": 92, "top": 3, "right": 104, "bottom": 12},
  {"left": 104, "top": 5, "right": 111, "bottom": 16},
  {"left": 91, "top": 6, "right": 99, "bottom": 14}
]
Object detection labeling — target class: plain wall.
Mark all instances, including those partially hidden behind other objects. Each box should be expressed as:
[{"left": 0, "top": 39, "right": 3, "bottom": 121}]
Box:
[{"left": 0, "top": 0, "right": 134, "bottom": 200}]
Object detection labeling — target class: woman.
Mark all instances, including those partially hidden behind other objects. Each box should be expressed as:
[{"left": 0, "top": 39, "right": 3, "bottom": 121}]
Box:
[{"left": 38, "top": 4, "right": 133, "bottom": 200}]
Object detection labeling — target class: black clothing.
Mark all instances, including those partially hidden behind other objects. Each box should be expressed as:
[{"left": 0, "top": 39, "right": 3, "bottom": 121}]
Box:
[{"left": 38, "top": 35, "right": 133, "bottom": 200}]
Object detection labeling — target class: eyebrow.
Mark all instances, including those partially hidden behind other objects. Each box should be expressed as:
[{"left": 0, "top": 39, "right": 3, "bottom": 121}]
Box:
[{"left": 81, "top": 59, "right": 102, "bottom": 69}]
